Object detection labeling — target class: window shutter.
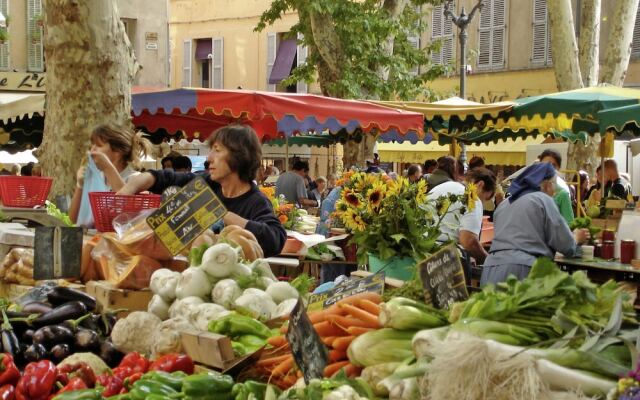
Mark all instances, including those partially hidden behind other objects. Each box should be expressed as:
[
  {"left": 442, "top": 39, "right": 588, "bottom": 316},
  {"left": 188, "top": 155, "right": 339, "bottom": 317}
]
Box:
[
  {"left": 431, "top": 5, "right": 443, "bottom": 65},
  {"left": 408, "top": 35, "right": 420, "bottom": 75},
  {"left": 0, "top": 0, "right": 8, "bottom": 71},
  {"left": 182, "top": 39, "right": 192, "bottom": 87},
  {"left": 491, "top": 0, "right": 506, "bottom": 67},
  {"left": 27, "top": 0, "right": 43, "bottom": 72},
  {"left": 266, "top": 33, "right": 276, "bottom": 91},
  {"left": 632, "top": 4, "right": 640, "bottom": 56},
  {"left": 296, "top": 32, "right": 308, "bottom": 93},
  {"left": 212, "top": 37, "right": 223, "bottom": 89},
  {"left": 477, "top": 1, "right": 492, "bottom": 68},
  {"left": 532, "top": 0, "right": 550, "bottom": 65}
]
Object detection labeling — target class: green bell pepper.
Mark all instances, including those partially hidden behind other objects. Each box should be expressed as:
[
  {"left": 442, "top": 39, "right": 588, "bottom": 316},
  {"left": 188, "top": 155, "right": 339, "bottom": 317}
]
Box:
[
  {"left": 231, "top": 341, "right": 247, "bottom": 357},
  {"left": 52, "top": 389, "right": 104, "bottom": 400},
  {"left": 232, "top": 380, "right": 269, "bottom": 400},
  {"left": 129, "top": 379, "right": 181, "bottom": 400},
  {"left": 104, "top": 395, "right": 131, "bottom": 400},
  {"left": 182, "top": 373, "right": 234, "bottom": 400},
  {"left": 143, "top": 370, "right": 187, "bottom": 391},
  {"left": 208, "top": 315, "right": 272, "bottom": 338},
  {"left": 237, "top": 335, "right": 265, "bottom": 349}
]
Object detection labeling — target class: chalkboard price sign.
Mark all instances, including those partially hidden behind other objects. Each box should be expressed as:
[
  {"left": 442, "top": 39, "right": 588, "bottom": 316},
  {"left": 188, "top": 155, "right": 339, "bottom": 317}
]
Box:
[
  {"left": 286, "top": 298, "right": 329, "bottom": 383},
  {"left": 417, "top": 244, "right": 468, "bottom": 309},
  {"left": 146, "top": 176, "right": 226, "bottom": 255},
  {"left": 307, "top": 272, "right": 385, "bottom": 312}
]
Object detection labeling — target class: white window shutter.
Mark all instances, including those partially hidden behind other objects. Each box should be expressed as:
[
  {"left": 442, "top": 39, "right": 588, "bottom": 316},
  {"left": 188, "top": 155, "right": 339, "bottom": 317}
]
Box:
[
  {"left": 296, "top": 33, "right": 308, "bottom": 93},
  {"left": 492, "top": 0, "right": 506, "bottom": 67},
  {"left": 408, "top": 35, "right": 420, "bottom": 76},
  {"left": 477, "top": 1, "right": 492, "bottom": 68},
  {"left": 27, "top": 0, "right": 43, "bottom": 72},
  {"left": 266, "top": 33, "right": 276, "bottom": 91},
  {"left": 632, "top": 4, "right": 640, "bottom": 56},
  {"left": 431, "top": 5, "right": 443, "bottom": 65},
  {"left": 212, "top": 37, "right": 223, "bottom": 89},
  {"left": 182, "top": 39, "right": 192, "bottom": 87},
  {"left": 532, "top": 0, "right": 550, "bottom": 65},
  {"left": 0, "top": 0, "right": 8, "bottom": 71}
]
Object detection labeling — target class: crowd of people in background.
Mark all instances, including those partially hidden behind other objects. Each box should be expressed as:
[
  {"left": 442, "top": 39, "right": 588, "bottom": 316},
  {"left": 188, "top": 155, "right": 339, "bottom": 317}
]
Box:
[{"left": 0, "top": 162, "right": 42, "bottom": 176}]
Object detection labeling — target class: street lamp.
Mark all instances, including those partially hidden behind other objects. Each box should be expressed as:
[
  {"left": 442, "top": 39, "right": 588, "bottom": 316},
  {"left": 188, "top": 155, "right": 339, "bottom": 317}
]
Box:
[{"left": 444, "top": 0, "right": 484, "bottom": 164}]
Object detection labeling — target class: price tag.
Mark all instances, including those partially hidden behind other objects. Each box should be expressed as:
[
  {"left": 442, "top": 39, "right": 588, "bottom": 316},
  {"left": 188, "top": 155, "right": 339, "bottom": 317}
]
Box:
[
  {"left": 146, "top": 176, "right": 226, "bottom": 255},
  {"left": 417, "top": 244, "right": 468, "bottom": 309},
  {"left": 307, "top": 272, "right": 385, "bottom": 312},
  {"left": 286, "top": 298, "right": 329, "bottom": 383}
]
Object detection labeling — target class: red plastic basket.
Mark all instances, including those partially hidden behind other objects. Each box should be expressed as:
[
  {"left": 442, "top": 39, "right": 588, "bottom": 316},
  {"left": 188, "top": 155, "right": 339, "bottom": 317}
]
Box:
[
  {"left": 88, "top": 192, "right": 162, "bottom": 232},
  {"left": 0, "top": 176, "right": 53, "bottom": 208}
]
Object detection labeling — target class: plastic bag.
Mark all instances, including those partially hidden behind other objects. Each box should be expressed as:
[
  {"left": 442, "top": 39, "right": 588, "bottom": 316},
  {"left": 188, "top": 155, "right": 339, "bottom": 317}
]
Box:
[
  {"left": 77, "top": 157, "right": 109, "bottom": 228},
  {"left": 15, "top": 281, "right": 58, "bottom": 306},
  {"left": 110, "top": 210, "right": 174, "bottom": 261}
]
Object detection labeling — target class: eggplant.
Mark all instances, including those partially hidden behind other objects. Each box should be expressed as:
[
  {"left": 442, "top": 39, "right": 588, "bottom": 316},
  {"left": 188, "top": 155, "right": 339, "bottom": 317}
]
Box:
[
  {"left": 80, "top": 314, "right": 101, "bottom": 333},
  {"left": 75, "top": 329, "right": 100, "bottom": 352},
  {"left": 99, "top": 312, "right": 118, "bottom": 337},
  {"left": 50, "top": 343, "right": 71, "bottom": 363},
  {"left": 21, "top": 329, "right": 34, "bottom": 343},
  {"left": 99, "top": 340, "right": 124, "bottom": 368},
  {"left": 47, "top": 287, "right": 97, "bottom": 311},
  {"left": 0, "top": 309, "right": 21, "bottom": 360},
  {"left": 33, "top": 301, "right": 87, "bottom": 327},
  {"left": 61, "top": 313, "right": 94, "bottom": 333},
  {"left": 24, "top": 343, "right": 47, "bottom": 362},
  {"left": 32, "top": 325, "right": 74, "bottom": 347},
  {"left": 21, "top": 302, "right": 53, "bottom": 315}
]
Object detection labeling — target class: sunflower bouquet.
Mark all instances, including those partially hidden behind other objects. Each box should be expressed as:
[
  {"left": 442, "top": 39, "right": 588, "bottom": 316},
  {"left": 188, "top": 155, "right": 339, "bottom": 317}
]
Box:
[{"left": 333, "top": 172, "right": 474, "bottom": 262}]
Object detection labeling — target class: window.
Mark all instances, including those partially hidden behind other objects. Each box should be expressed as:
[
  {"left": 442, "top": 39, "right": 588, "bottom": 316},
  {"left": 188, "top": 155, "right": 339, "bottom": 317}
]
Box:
[
  {"left": 27, "top": 0, "right": 43, "bottom": 72},
  {"left": 266, "top": 33, "right": 277, "bottom": 91},
  {"left": 0, "top": 0, "right": 8, "bottom": 71},
  {"left": 531, "top": 0, "right": 551, "bottom": 65},
  {"left": 194, "top": 39, "right": 211, "bottom": 88},
  {"left": 201, "top": 60, "right": 210, "bottom": 88},
  {"left": 121, "top": 18, "right": 137, "bottom": 54},
  {"left": 477, "top": 0, "right": 506, "bottom": 70},
  {"left": 267, "top": 33, "right": 308, "bottom": 93},
  {"left": 212, "top": 37, "right": 223, "bottom": 89},
  {"left": 431, "top": 5, "right": 454, "bottom": 66},
  {"left": 296, "top": 33, "right": 308, "bottom": 93},
  {"left": 632, "top": 4, "right": 640, "bottom": 57},
  {"left": 182, "top": 39, "right": 192, "bottom": 87}
]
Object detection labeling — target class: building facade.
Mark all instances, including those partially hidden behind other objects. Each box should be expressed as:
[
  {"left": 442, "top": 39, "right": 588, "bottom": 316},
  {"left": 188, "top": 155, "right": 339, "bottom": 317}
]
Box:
[{"left": 0, "top": 0, "right": 170, "bottom": 92}]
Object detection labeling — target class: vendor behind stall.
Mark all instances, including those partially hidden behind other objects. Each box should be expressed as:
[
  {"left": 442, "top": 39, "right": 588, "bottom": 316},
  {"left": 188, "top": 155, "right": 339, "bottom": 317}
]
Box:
[
  {"left": 117, "top": 125, "right": 286, "bottom": 257},
  {"left": 480, "top": 162, "right": 589, "bottom": 286}
]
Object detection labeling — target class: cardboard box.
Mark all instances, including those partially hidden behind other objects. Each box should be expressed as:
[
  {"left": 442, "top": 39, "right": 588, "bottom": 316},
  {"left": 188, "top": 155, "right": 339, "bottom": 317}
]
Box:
[{"left": 85, "top": 280, "right": 152, "bottom": 318}]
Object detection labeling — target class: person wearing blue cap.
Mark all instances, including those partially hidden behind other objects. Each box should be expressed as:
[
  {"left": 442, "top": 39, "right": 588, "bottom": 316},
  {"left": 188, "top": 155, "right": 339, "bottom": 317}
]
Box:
[{"left": 480, "top": 162, "right": 589, "bottom": 286}]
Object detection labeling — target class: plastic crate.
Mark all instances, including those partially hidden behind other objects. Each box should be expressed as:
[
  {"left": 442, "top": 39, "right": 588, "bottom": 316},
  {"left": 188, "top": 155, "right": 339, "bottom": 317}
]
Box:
[
  {"left": 0, "top": 176, "right": 53, "bottom": 208},
  {"left": 88, "top": 192, "right": 161, "bottom": 232}
]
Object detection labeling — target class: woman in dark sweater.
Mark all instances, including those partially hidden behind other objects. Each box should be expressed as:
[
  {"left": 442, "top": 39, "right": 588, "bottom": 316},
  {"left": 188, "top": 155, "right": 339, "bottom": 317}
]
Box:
[{"left": 118, "top": 125, "right": 286, "bottom": 257}]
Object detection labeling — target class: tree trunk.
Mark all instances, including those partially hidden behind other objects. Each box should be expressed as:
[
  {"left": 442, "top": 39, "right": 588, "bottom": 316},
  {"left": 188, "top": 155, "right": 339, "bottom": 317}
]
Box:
[
  {"left": 309, "top": 10, "right": 344, "bottom": 82},
  {"left": 376, "top": 0, "right": 411, "bottom": 82},
  {"left": 600, "top": 0, "right": 640, "bottom": 85},
  {"left": 566, "top": 134, "right": 601, "bottom": 178},
  {"left": 547, "top": 0, "right": 583, "bottom": 90},
  {"left": 578, "top": 0, "right": 600, "bottom": 86},
  {"left": 37, "top": 0, "right": 138, "bottom": 204}
]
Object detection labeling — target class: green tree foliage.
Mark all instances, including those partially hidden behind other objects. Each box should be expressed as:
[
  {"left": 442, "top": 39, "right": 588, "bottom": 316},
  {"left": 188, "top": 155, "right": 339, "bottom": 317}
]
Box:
[{"left": 256, "top": 0, "right": 447, "bottom": 100}]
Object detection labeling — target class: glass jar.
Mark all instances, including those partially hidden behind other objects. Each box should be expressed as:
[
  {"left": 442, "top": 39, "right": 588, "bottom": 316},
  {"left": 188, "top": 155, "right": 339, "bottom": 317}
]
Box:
[
  {"left": 601, "top": 241, "right": 615, "bottom": 260},
  {"left": 620, "top": 240, "right": 636, "bottom": 264}
]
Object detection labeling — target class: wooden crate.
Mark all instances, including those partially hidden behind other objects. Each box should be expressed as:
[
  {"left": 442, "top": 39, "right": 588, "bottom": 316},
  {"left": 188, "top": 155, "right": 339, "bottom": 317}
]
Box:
[
  {"left": 85, "top": 281, "right": 152, "bottom": 318},
  {"left": 180, "top": 330, "right": 263, "bottom": 372}
]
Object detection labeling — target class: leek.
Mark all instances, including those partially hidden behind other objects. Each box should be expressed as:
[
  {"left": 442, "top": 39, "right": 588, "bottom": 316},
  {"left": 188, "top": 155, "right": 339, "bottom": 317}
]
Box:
[
  {"left": 347, "top": 328, "right": 416, "bottom": 367},
  {"left": 379, "top": 297, "right": 447, "bottom": 330},
  {"left": 452, "top": 318, "right": 540, "bottom": 345}
]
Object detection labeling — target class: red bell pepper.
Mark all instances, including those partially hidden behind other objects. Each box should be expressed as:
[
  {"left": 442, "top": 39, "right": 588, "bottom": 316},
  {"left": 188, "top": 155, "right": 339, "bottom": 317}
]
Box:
[
  {"left": 122, "top": 372, "right": 143, "bottom": 391},
  {"left": 56, "top": 377, "right": 88, "bottom": 394},
  {"left": 0, "top": 384, "right": 15, "bottom": 400},
  {"left": 0, "top": 354, "right": 20, "bottom": 386},
  {"left": 15, "top": 360, "right": 58, "bottom": 400},
  {"left": 57, "top": 362, "right": 96, "bottom": 388},
  {"left": 148, "top": 353, "right": 194, "bottom": 374},
  {"left": 118, "top": 353, "right": 149, "bottom": 374},
  {"left": 96, "top": 366, "right": 134, "bottom": 397}
]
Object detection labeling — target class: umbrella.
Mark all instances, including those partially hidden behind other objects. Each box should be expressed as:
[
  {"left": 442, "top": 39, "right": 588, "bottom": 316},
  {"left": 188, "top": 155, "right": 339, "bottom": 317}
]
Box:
[
  {"left": 132, "top": 88, "right": 425, "bottom": 142},
  {"left": 596, "top": 103, "right": 640, "bottom": 135}
]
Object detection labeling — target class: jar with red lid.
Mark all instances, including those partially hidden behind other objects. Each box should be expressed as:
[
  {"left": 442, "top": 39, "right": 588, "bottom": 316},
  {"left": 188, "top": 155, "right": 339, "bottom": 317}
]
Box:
[
  {"left": 620, "top": 240, "right": 636, "bottom": 264},
  {"left": 602, "top": 230, "right": 616, "bottom": 242},
  {"left": 601, "top": 241, "right": 615, "bottom": 260}
]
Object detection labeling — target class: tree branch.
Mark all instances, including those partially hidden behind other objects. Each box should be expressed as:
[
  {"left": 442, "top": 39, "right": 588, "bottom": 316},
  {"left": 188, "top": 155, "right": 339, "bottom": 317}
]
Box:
[
  {"left": 547, "top": 0, "right": 583, "bottom": 90},
  {"left": 578, "top": 0, "right": 600, "bottom": 86},
  {"left": 600, "top": 0, "right": 640, "bottom": 85}
]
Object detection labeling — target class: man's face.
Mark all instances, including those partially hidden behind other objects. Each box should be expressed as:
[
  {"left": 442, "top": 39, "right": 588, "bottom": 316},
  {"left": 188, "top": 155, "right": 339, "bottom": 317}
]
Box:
[{"left": 540, "top": 156, "right": 560, "bottom": 171}]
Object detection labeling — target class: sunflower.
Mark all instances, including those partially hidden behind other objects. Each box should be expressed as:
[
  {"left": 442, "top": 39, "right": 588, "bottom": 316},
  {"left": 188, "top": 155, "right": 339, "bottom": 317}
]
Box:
[
  {"left": 342, "top": 188, "right": 362, "bottom": 209},
  {"left": 415, "top": 179, "right": 428, "bottom": 204},
  {"left": 465, "top": 182, "right": 478, "bottom": 212},
  {"left": 366, "top": 181, "right": 386, "bottom": 211},
  {"left": 438, "top": 198, "right": 451, "bottom": 216},
  {"left": 342, "top": 209, "right": 367, "bottom": 232},
  {"left": 387, "top": 177, "right": 409, "bottom": 197}
]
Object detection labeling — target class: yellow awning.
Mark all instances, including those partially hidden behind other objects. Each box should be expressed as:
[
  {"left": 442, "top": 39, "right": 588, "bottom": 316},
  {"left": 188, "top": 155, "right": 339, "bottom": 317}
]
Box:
[
  {"left": 370, "top": 97, "right": 514, "bottom": 120},
  {"left": 0, "top": 92, "right": 45, "bottom": 124},
  {"left": 377, "top": 136, "right": 546, "bottom": 166}
]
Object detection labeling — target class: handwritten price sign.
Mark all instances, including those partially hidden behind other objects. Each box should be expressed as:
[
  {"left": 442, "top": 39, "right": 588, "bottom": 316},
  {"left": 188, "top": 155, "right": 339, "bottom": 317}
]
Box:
[{"left": 146, "top": 176, "right": 226, "bottom": 255}]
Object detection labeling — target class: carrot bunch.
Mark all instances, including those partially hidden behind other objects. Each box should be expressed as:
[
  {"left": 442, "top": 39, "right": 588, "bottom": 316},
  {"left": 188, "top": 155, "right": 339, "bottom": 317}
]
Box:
[{"left": 254, "top": 292, "right": 382, "bottom": 389}]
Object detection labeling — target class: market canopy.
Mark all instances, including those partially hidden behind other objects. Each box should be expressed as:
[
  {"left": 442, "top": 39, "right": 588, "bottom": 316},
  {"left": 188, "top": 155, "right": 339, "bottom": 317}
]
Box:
[
  {"left": 375, "top": 97, "right": 514, "bottom": 143},
  {"left": 131, "top": 88, "right": 425, "bottom": 142},
  {"left": 450, "top": 86, "right": 640, "bottom": 144},
  {"left": 0, "top": 93, "right": 45, "bottom": 153},
  {"left": 264, "top": 134, "right": 339, "bottom": 147},
  {"left": 595, "top": 103, "right": 640, "bottom": 135}
]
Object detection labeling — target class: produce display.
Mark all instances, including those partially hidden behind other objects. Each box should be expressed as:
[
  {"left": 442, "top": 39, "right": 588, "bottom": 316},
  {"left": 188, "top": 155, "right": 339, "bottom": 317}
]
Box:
[{"left": 0, "top": 248, "right": 35, "bottom": 286}]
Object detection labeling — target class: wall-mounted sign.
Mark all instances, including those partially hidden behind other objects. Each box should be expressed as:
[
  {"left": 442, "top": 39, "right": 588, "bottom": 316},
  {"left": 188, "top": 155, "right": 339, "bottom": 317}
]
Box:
[
  {"left": 145, "top": 32, "right": 158, "bottom": 41},
  {"left": 0, "top": 72, "right": 46, "bottom": 92},
  {"left": 145, "top": 42, "right": 158, "bottom": 51}
]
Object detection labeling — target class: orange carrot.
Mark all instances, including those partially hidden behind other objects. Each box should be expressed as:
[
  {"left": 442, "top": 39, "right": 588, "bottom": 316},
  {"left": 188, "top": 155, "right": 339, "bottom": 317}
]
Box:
[
  {"left": 346, "top": 326, "right": 375, "bottom": 336},
  {"left": 271, "top": 356, "right": 295, "bottom": 377},
  {"left": 314, "top": 321, "right": 348, "bottom": 337},
  {"left": 329, "top": 349, "right": 347, "bottom": 363},
  {"left": 267, "top": 335, "right": 287, "bottom": 347},
  {"left": 356, "top": 299, "right": 382, "bottom": 316},
  {"left": 341, "top": 363, "right": 363, "bottom": 378},
  {"left": 323, "top": 361, "right": 350, "bottom": 378},
  {"left": 322, "top": 336, "right": 337, "bottom": 346},
  {"left": 340, "top": 303, "right": 381, "bottom": 328},
  {"left": 332, "top": 335, "right": 355, "bottom": 352},
  {"left": 326, "top": 315, "right": 373, "bottom": 329},
  {"left": 336, "top": 292, "right": 381, "bottom": 307},
  {"left": 279, "top": 324, "right": 289, "bottom": 334},
  {"left": 256, "top": 354, "right": 292, "bottom": 368}
]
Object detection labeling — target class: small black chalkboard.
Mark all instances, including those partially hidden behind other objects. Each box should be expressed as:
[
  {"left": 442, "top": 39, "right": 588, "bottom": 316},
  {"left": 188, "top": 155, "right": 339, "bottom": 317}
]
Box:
[
  {"left": 146, "top": 177, "right": 226, "bottom": 255},
  {"left": 417, "top": 244, "right": 468, "bottom": 309},
  {"left": 307, "top": 272, "right": 385, "bottom": 312},
  {"left": 286, "top": 297, "right": 329, "bottom": 384},
  {"left": 34, "top": 226, "right": 83, "bottom": 280}
]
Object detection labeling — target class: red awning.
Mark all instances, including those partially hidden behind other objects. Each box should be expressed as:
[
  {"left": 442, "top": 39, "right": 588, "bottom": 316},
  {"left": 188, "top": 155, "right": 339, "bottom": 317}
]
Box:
[
  {"left": 268, "top": 39, "right": 297, "bottom": 85},
  {"left": 195, "top": 39, "right": 212, "bottom": 60}
]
